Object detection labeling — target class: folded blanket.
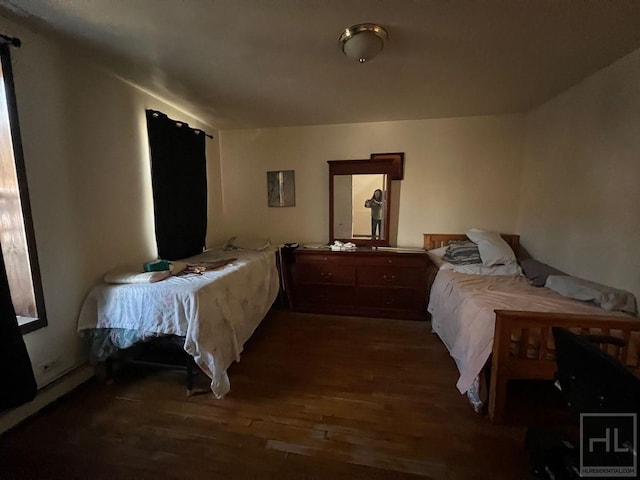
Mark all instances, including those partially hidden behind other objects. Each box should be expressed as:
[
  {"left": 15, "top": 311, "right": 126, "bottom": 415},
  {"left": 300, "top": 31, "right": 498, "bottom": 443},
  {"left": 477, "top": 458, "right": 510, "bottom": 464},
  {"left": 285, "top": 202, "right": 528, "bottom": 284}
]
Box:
[
  {"left": 104, "top": 269, "right": 171, "bottom": 284},
  {"left": 545, "top": 275, "right": 637, "bottom": 315}
]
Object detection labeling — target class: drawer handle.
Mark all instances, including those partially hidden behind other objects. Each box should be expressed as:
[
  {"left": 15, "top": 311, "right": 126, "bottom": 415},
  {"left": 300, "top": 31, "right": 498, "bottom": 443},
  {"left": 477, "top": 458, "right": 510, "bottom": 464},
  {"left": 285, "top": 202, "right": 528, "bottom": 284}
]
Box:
[
  {"left": 382, "top": 274, "right": 396, "bottom": 281},
  {"left": 387, "top": 259, "right": 393, "bottom": 263},
  {"left": 385, "top": 298, "right": 395, "bottom": 305},
  {"left": 320, "top": 272, "right": 333, "bottom": 277}
]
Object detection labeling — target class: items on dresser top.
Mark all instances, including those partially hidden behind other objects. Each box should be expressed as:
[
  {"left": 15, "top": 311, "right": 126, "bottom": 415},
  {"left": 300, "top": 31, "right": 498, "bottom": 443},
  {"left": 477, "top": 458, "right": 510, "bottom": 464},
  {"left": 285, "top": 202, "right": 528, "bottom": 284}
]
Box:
[{"left": 330, "top": 240, "right": 357, "bottom": 251}]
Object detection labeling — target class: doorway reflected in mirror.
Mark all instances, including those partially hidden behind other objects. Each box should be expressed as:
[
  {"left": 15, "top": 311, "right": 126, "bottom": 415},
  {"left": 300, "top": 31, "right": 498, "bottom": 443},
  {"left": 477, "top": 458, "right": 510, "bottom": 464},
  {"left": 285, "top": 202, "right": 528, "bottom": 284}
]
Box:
[
  {"left": 333, "top": 174, "right": 387, "bottom": 241},
  {"left": 328, "top": 157, "right": 402, "bottom": 247}
]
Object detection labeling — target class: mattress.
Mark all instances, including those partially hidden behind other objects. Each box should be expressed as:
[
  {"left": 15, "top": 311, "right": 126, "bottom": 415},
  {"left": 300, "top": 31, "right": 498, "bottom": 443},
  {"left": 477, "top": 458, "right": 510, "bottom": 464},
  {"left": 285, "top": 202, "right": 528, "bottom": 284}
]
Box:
[
  {"left": 77, "top": 247, "right": 280, "bottom": 398},
  {"left": 427, "top": 270, "right": 627, "bottom": 394}
]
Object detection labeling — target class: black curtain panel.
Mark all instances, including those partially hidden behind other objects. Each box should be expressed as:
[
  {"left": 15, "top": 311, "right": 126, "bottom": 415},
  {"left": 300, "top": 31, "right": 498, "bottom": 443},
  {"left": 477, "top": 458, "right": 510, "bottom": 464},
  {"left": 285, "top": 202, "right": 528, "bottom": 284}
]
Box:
[
  {"left": 146, "top": 111, "right": 207, "bottom": 260},
  {"left": 0, "top": 241, "right": 37, "bottom": 410}
]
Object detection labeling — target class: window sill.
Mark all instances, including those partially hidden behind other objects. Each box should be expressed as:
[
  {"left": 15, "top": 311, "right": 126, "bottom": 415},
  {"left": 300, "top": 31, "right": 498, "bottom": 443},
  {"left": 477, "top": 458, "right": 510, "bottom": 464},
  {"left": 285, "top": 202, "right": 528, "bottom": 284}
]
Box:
[
  {"left": 17, "top": 315, "right": 37, "bottom": 326},
  {"left": 18, "top": 316, "right": 47, "bottom": 335}
]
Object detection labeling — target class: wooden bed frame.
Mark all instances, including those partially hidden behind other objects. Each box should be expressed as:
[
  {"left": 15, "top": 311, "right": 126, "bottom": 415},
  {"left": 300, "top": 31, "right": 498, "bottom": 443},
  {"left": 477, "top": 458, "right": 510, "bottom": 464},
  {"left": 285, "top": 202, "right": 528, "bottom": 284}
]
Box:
[{"left": 423, "top": 233, "right": 640, "bottom": 423}]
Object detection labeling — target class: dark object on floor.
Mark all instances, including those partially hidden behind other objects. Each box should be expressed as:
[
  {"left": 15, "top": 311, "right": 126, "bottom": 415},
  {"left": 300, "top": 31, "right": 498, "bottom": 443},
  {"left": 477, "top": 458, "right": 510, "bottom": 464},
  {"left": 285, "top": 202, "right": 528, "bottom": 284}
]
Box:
[
  {"left": 526, "top": 328, "right": 640, "bottom": 479},
  {"left": 525, "top": 427, "right": 579, "bottom": 479},
  {"left": 104, "top": 336, "right": 199, "bottom": 396},
  {"left": 553, "top": 328, "right": 640, "bottom": 415},
  {"left": 0, "top": 242, "right": 37, "bottom": 410}
]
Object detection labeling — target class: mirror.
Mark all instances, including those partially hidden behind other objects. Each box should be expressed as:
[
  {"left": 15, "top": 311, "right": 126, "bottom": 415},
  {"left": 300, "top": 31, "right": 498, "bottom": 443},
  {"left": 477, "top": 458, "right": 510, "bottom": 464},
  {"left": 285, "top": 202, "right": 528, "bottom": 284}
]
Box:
[
  {"left": 328, "top": 158, "right": 402, "bottom": 247},
  {"left": 333, "top": 174, "right": 388, "bottom": 241}
]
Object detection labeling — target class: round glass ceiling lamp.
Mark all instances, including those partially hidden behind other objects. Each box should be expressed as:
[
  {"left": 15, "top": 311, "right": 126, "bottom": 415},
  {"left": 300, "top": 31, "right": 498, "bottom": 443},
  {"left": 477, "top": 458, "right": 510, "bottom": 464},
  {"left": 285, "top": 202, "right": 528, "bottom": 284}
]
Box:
[{"left": 339, "top": 23, "right": 389, "bottom": 63}]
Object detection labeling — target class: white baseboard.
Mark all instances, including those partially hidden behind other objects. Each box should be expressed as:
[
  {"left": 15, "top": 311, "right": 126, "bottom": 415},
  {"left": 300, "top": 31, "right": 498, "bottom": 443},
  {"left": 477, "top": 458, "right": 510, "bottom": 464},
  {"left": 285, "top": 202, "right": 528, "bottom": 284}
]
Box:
[{"left": 0, "top": 364, "right": 94, "bottom": 435}]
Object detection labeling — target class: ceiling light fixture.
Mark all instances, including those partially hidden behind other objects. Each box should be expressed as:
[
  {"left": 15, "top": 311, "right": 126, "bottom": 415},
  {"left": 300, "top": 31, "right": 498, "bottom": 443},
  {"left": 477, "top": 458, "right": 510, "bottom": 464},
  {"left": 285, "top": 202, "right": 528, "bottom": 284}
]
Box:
[{"left": 339, "top": 23, "right": 388, "bottom": 63}]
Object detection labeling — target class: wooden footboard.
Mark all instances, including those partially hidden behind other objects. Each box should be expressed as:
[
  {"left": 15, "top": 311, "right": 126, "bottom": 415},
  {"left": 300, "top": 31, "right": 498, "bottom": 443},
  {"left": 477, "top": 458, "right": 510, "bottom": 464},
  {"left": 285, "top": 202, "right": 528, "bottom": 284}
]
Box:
[{"left": 489, "top": 310, "right": 640, "bottom": 423}]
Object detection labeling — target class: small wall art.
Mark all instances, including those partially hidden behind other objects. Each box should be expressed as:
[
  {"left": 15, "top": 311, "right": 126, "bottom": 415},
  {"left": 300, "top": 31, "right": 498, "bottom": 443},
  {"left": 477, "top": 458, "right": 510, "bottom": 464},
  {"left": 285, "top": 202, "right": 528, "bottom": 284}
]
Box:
[{"left": 267, "top": 170, "right": 296, "bottom": 207}]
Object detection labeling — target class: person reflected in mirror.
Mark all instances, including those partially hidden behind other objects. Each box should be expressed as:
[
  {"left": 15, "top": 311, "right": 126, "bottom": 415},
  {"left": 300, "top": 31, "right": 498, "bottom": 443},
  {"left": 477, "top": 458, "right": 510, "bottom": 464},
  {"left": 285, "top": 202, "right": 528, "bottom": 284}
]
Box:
[{"left": 364, "top": 189, "right": 384, "bottom": 238}]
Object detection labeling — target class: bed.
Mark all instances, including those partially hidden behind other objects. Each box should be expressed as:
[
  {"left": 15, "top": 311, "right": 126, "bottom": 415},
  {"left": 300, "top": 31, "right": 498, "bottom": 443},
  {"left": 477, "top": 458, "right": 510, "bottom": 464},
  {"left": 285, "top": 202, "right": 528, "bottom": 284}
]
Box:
[
  {"left": 77, "top": 246, "right": 280, "bottom": 399},
  {"left": 423, "top": 233, "right": 640, "bottom": 423}
]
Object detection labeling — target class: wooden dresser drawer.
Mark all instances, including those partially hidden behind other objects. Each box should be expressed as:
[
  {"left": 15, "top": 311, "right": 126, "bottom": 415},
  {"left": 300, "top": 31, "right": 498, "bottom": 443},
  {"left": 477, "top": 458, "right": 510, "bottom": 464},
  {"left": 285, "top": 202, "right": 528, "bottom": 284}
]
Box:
[
  {"left": 357, "top": 265, "right": 423, "bottom": 287},
  {"left": 295, "top": 253, "right": 350, "bottom": 264},
  {"left": 297, "top": 285, "right": 355, "bottom": 306},
  {"left": 296, "top": 263, "right": 356, "bottom": 285},
  {"left": 360, "top": 254, "right": 426, "bottom": 267},
  {"left": 290, "top": 249, "right": 429, "bottom": 320},
  {"left": 356, "top": 287, "right": 423, "bottom": 311}
]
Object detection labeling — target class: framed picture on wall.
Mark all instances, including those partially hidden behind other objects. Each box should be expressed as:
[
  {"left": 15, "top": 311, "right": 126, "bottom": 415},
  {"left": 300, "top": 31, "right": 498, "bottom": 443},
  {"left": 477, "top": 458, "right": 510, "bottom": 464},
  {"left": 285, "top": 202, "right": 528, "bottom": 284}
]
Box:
[{"left": 267, "top": 170, "right": 296, "bottom": 207}]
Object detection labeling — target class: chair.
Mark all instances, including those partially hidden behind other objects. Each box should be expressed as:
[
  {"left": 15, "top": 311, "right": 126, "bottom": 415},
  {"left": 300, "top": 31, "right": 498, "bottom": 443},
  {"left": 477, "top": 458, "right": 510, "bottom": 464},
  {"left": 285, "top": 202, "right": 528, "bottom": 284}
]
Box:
[
  {"left": 525, "top": 328, "right": 640, "bottom": 479},
  {"left": 553, "top": 327, "right": 640, "bottom": 416}
]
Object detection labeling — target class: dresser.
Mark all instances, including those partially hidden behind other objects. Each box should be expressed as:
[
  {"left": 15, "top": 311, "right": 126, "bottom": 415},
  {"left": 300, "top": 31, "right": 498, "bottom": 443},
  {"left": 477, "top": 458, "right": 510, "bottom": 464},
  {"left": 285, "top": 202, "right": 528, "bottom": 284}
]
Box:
[{"left": 290, "top": 248, "right": 429, "bottom": 320}]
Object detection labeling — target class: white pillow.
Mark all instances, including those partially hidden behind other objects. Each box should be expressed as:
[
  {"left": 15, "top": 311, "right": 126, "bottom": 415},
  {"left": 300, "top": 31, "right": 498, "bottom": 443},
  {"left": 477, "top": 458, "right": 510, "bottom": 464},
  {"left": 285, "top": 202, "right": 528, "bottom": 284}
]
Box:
[
  {"left": 104, "top": 268, "right": 170, "bottom": 284},
  {"left": 465, "top": 228, "right": 516, "bottom": 267},
  {"left": 224, "top": 236, "right": 270, "bottom": 251},
  {"left": 426, "top": 246, "right": 450, "bottom": 269}
]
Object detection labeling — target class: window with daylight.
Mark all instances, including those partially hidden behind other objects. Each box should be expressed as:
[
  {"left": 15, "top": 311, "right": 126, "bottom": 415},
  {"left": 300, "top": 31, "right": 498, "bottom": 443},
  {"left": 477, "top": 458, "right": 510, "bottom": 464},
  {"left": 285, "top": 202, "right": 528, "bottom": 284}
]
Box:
[{"left": 0, "top": 43, "right": 46, "bottom": 334}]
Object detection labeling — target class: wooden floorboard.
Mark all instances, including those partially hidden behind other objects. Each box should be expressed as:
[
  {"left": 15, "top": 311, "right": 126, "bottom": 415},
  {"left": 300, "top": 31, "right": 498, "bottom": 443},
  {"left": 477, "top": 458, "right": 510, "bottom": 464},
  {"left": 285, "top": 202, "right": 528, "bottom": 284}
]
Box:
[{"left": 0, "top": 310, "right": 537, "bottom": 479}]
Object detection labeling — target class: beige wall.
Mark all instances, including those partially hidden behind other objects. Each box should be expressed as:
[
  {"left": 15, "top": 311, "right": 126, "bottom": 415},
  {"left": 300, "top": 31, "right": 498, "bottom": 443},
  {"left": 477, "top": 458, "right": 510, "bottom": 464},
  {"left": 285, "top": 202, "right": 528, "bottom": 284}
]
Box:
[
  {"left": 2, "top": 16, "right": 222, "bottom": 388},
  {"left": 219, "top": 115, "right": 524, "bottom": 248},
  {"left": 517, "top": 48, "right": 640, "bottom": 301}
]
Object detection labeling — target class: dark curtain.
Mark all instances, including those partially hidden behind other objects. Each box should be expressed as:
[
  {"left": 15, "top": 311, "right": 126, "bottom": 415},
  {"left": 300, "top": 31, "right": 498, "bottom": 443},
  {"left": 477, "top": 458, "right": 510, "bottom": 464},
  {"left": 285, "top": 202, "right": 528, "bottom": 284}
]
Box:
[
  {"left": 0, "top": 240, "right": 37, "bottom": 410},
  {"left": 146, "top": 111, "right": 207, "bottom": 260}
]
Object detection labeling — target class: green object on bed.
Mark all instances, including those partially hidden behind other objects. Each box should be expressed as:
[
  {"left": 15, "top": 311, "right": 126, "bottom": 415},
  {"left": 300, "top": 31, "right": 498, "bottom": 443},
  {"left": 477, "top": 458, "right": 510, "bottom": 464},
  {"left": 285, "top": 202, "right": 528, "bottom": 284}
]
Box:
[{"left": 143, "top": 260, "right": 171, "bottom": 272}]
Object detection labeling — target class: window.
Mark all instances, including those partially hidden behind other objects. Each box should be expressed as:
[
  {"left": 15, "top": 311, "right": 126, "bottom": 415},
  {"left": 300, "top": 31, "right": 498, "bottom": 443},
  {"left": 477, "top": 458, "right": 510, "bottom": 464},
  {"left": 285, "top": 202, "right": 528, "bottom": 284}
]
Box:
[{"left": 0, "top": 43, "right": 46, "bottom": 334}]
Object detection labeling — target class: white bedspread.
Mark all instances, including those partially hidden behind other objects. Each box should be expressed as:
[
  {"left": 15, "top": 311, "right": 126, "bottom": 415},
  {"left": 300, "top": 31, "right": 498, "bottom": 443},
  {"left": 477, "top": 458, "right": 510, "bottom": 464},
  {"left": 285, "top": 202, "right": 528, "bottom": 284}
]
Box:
[
  {"left": 77, "top": 247, "right": 279, "bottom": 398},
  {"left": 428, "top": 270, "right": 619, "bottom": 394}
]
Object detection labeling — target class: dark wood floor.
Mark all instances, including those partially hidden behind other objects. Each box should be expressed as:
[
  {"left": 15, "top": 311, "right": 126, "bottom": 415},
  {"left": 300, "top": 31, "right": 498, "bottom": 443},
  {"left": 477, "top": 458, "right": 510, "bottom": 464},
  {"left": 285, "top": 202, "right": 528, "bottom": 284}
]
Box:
[{"left": 0, "top": 310, "right": 543, "bottom": 479}]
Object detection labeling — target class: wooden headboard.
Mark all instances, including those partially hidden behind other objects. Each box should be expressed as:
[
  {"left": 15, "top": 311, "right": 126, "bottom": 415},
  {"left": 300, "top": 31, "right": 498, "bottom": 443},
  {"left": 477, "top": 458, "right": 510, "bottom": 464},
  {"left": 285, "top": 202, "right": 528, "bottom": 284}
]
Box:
[{"left": 423, "top": 233, "right": 520, "bottom": 257}]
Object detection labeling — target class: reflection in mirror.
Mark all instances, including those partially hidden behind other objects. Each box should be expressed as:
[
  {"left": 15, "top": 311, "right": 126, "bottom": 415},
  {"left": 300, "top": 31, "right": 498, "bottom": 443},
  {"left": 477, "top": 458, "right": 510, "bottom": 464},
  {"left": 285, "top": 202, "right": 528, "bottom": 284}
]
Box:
[
  {"left": 329, "top": 157, "right": 400, "bottom": 246},
  {"left": 333, "top": 174, "right": 387, "bottom": 241},
  {"left": 333, "top": 175, "right": 352, "bottom": 239}
]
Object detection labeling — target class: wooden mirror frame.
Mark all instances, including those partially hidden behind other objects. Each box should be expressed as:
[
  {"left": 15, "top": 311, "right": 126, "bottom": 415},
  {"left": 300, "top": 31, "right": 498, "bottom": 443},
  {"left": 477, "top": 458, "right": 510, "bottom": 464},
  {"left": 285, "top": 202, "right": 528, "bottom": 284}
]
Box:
[{"left": 328, "top": 158, "right": 402, "bottom": 247}]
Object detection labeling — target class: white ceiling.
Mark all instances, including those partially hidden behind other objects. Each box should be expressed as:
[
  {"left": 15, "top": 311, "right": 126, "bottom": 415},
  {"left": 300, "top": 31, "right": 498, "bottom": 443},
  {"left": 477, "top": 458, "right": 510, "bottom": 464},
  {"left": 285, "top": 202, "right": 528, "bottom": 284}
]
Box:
[{"left": 2, "top": 0, "right": 640, "bottom": 130}]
